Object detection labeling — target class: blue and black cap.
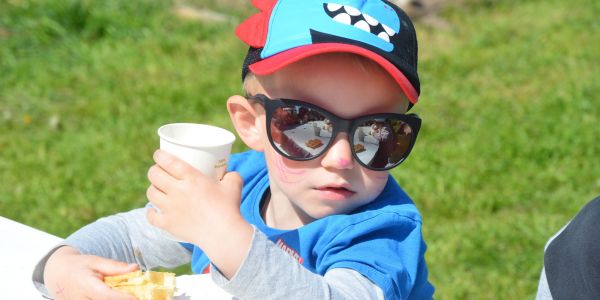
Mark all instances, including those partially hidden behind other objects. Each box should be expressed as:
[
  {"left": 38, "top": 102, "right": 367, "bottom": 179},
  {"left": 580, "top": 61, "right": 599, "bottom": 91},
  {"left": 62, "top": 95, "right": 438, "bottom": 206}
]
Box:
[{"left": 236, "top": 0, "right": 420, "bottom": 105}]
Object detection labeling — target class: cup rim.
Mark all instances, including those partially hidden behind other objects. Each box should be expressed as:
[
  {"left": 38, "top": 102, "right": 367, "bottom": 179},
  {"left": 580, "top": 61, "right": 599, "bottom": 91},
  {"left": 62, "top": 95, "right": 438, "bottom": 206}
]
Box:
[{"left": 157, "top": 123, "right": 236, "bottom": 148}]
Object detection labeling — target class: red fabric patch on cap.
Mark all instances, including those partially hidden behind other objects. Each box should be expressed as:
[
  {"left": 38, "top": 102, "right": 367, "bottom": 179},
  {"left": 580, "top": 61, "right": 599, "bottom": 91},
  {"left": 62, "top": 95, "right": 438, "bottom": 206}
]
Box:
[
  {"left": 251, "top": 0, "right": 275, "bottom": 10},
  {"left": 249, "top": 43, "right": 419, "bottom": 104},
  {"left": 235, "top": 0, "right": 277, "bottom": 48}
]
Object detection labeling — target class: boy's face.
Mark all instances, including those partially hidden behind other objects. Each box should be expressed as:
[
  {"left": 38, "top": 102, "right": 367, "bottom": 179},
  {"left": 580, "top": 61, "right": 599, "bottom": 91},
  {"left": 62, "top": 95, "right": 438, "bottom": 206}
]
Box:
[{"left": 244, "top": 53, "right": 408, "bottom": 228}]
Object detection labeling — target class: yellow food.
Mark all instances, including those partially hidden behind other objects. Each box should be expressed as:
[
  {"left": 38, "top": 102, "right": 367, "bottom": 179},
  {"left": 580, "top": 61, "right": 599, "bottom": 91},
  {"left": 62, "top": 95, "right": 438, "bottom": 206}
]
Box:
[
  {"left": 104, "top": 271, "right": 176, "bottom": 300},
  {"left": 306, "top": 138, "right": 324, "bottom": 149},
  {"left": 354, "top": 143, "right": 366, "bottom": 153}
]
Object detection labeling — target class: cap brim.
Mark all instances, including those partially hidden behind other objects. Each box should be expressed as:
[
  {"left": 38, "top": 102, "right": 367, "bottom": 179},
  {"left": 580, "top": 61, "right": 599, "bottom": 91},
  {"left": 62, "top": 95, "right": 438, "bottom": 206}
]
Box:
[{"left": 249, "top": 43, "right": 419, "bottom": 104}]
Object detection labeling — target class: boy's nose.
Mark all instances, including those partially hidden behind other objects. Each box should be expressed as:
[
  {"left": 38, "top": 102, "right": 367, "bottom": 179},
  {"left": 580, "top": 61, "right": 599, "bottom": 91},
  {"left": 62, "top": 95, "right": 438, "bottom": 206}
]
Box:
[{"left": 320, "top": 133, "right": 354, "bottom": 170}]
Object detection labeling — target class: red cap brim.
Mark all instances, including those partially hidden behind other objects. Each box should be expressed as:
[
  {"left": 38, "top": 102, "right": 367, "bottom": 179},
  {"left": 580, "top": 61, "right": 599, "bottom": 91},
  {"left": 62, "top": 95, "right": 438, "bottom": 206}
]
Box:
[{"left": 249, "top": 43, "right": 419, "bottom": 104}]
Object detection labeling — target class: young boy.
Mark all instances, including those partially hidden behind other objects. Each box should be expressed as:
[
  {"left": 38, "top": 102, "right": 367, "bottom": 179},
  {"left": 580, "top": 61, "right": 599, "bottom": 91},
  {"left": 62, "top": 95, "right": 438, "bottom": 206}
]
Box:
[{"left": 34, "top": 0, "right": 435, "bottom": 299}]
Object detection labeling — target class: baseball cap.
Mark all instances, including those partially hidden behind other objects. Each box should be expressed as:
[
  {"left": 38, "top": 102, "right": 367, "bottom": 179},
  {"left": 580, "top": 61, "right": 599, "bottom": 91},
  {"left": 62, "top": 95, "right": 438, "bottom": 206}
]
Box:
[{"left": 236, "top": 0, "right": 420, "bottom": 104}]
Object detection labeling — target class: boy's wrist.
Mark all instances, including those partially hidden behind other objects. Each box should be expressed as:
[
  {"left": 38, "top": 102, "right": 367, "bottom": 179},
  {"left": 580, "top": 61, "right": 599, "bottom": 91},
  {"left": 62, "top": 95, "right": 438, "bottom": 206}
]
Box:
[
  {"left": 194, "top": 217, "right": 254, "bottom": 279},
  {"left": 45, "top": 246, "right": 80, "bottom": 271},
  {"left": 43, "top": 246, "right": 80, "bottom": 297}
]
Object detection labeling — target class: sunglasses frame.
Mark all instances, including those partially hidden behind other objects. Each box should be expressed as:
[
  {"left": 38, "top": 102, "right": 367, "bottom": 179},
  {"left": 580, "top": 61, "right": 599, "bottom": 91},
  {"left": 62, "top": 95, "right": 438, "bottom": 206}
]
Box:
[{"left": 247, "top": 94, "right": 421, "bottom": 171}]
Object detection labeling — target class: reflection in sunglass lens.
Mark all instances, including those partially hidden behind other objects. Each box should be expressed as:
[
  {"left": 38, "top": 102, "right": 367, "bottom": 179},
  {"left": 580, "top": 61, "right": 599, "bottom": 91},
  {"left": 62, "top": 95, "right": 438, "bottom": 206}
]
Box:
[
  {"left": 352, "top": 118, "right": 413, "bottom": 169},
  {"left": 269, "top": 105, "right": 333, "bottom": 159}
]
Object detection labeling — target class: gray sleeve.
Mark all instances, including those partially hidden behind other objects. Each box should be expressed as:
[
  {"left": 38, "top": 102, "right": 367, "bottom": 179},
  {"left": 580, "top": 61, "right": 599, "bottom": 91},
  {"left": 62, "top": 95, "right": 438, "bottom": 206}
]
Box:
[
  {"left": 63, "top": 206, "right": 191, "bottom": 268},
  {"left": 535, "top": 223, "right": 568, "bottom": 300},
  {"left": 32, "top": 205, "right": 191, "bottom": 296},
  {"left": 535, "top": 267, "right": 553, "bottom": 300},
  {"left": 211, "top": 227, "right": 384, "bottom": 300}
]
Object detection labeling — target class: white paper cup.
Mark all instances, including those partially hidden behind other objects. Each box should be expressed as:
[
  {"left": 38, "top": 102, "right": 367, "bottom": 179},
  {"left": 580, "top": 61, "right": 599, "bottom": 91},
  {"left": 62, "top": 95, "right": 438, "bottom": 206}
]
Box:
[
  {"left": 157, "top": 123, "right": 235, "bottom": 180},
  {"left": 154, "top": 123, "right": 235, "bottom": 242}
]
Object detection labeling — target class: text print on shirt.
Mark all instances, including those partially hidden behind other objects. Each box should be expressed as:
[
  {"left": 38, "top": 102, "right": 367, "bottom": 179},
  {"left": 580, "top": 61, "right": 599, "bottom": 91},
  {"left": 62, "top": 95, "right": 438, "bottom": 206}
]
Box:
[{"left": 276, "top": 238, "right": 304, "bottom": 264}]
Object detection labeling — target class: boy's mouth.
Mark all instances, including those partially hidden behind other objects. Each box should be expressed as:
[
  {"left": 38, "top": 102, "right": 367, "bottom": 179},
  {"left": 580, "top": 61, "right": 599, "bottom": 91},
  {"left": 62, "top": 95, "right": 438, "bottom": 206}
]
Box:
[{"left": 315, "top": 184, "right": 356, "bottom": 200}]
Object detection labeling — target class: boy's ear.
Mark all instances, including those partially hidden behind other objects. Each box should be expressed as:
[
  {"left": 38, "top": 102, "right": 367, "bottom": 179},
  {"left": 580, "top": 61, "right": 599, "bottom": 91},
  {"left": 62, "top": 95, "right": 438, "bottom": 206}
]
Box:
[{"left": 227, "top": 95, "right": 265, "bottom": 151}]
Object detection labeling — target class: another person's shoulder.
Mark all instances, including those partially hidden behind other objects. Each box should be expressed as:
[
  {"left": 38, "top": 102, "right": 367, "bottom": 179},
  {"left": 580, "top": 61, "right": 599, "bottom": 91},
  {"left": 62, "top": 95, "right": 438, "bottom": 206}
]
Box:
[
  {"left": 543, "top": 195, "right": 600, "bottom": 299},
  {"left": 576, "top": 195, "right": 600, "bottom": 218},
  {"left": 547, "top": 196, "right": 600, "bottom": 248}
]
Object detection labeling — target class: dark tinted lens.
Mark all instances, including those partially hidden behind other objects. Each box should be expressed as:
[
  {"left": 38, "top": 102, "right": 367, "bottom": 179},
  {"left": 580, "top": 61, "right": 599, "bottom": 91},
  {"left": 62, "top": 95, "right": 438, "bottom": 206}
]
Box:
[
  {"left": 269, "top": 104, "right": 333, "bottom": 159},
  {"left": 352, "top": 118, "right": 414, "bottom": 169}
]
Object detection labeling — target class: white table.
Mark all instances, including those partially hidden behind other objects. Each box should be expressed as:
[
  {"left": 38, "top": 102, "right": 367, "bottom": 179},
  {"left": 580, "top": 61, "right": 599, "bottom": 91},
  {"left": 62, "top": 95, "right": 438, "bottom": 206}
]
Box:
[
  {"left": 0, "top": 216, "right": 62, "bottom": 299},
  {"left": 283, "top": 122, "right": 326, "bottom": 156},
  {"left": 0, "top": 216, "right": 233, "bottom": 299}
]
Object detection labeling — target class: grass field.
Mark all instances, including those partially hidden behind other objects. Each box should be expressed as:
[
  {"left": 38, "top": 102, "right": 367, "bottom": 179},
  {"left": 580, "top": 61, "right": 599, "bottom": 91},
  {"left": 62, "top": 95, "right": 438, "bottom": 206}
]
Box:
[{"left": 1, "top": 0, "right": 598, "bottom": 298}]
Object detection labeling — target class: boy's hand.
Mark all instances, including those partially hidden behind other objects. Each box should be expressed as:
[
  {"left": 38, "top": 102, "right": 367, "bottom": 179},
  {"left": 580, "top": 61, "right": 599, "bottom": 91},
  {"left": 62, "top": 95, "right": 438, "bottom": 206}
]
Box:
[
  {"left": 44, "top": 246, "right": 138, "bottom": 300},
  {"left": 146, "top": 150, "right": 253, "bottom": 278}
]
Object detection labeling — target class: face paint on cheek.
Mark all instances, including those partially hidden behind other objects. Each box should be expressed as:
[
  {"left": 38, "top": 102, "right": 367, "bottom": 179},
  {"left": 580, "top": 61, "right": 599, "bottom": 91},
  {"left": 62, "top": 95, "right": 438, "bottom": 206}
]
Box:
[{"left": 274, "top": 154, "right": 306, "bottom": 183}]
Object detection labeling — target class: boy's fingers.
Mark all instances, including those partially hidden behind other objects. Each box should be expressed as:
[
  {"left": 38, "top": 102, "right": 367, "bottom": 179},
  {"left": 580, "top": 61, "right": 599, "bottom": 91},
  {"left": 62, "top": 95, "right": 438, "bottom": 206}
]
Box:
[
  {"left": 89, "top": 281, "right": 137, "bottom": 300},
  {"left": 97, "top": 290, "right": 137, "bottom": 300},
  {"left": 88, "top": 256, "right": 138, "bottom": 276},
  {"left": 146, "top": 185, "right": 168, "bottom": 209},
  {"left": 82, "top": 257, "right": 138, "bottom": 300},
  {"left": 147, "top": 164, "right": 178, "bottom": 193},
  {"left": 153, "top": 150, "right": 194, "bottom": 180}
]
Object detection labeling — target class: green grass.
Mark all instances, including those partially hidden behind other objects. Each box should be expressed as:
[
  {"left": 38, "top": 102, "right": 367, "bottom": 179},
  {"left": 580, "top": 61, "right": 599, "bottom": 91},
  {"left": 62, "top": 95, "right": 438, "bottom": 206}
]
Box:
[{"left": 1, "top": 0, "right": 598, "bottom": 298}]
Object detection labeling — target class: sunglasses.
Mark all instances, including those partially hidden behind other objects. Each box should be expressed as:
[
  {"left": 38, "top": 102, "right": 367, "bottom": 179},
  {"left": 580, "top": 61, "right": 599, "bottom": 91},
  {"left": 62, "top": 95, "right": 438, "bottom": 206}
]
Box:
[{"left": 247, "top": 94, "right": 421, "bottom": 171}]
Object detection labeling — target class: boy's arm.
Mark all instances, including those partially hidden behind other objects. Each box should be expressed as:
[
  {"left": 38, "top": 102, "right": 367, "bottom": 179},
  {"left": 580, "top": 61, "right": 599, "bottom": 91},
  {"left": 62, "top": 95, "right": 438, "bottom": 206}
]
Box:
[
  {"left": 32, "top": 206, "right": 191, "bottom": 297},
  {"left": 211, "top": 227, "right": 384, "bottom": 300},
  {"left": 62, "top": 206, "right": 191, "bottom": 268}
]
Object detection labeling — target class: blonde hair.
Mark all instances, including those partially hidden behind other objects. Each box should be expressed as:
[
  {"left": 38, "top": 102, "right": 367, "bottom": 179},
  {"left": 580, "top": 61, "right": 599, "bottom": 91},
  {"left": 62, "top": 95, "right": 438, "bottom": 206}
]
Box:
[
  {"left": 346, "top": 53, "right": 382, "bottom": 75},
  {"left": 242, "top": 72, "right": 257, "bottom": 97}
]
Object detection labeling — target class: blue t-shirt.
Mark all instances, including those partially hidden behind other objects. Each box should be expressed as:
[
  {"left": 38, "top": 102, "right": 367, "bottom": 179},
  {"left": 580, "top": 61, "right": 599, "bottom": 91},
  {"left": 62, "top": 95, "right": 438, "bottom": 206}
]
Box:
[{"left": 188, "top": 150, "right": 434, "bottom": 299}]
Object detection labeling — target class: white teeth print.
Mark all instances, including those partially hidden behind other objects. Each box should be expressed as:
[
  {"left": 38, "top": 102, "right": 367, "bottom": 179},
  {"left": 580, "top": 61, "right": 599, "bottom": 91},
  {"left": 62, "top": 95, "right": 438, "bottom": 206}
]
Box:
[
  {"left": 382, "top": 23, "right": 396, "bottom": 36},
  {"left": 327, "top": 3, "right": 342, "bottom": 12},
  {"left": 363, "top": 13, "right": 379, "bottom": 26},
  {"left": 343, "top": 5, "right": 361, "bottom": 16},
  {"left": 326, "top": 2, "right": 393, "bottom": 43},
  {"left": 354, "top": 20, "right": 371, "bottom": 33},
  {"left": 377, "top": 32, "right": 390, "bottom": 42},
  {"left": 333, "top": 13, "right": 352, "bottom": 25}
]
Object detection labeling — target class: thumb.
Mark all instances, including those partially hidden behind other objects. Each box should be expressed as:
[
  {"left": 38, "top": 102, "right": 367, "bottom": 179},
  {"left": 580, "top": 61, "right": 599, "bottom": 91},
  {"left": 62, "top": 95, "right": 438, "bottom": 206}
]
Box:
[
  {"left": 88, "top": 280, "right": 138, "bottom": 300},
  {"left": 221, "top": 171, "right": 243, "bottom": 201},
  {"left": 221, "top": 171, "right": 243, "bottom": 189},
  {"left": 88, "top": 256, "right": 139, "bottom": 276}
]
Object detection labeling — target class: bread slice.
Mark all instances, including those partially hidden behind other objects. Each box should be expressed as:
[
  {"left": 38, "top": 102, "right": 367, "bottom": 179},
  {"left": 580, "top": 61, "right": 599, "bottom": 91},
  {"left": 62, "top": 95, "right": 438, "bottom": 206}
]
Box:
[
  {"left": 305, "top": 138, "right": 324, "bottom": 149},
  {"left": 104, "top": 271, "right": 176, "bottom": 300}
]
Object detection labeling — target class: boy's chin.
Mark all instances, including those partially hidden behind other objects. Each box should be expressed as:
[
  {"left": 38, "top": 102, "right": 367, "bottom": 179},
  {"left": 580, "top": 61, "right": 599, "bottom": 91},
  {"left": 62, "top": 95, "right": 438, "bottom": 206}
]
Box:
[{"left": 305, "top": 203, "right": 361, "bottom": 219}]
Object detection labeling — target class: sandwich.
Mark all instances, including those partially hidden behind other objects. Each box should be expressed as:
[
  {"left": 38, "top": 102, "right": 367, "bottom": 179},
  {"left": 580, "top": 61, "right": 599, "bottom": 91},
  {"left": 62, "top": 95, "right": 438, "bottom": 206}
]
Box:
[
  {"left": 354, "top": 143, "right": 366, "bottom": 153},
  {"left": 305, "top": 138, "right": 324, "bottom": 149},
  {"left": 104, "top": 270, "right": 176, "bottom": 300}
]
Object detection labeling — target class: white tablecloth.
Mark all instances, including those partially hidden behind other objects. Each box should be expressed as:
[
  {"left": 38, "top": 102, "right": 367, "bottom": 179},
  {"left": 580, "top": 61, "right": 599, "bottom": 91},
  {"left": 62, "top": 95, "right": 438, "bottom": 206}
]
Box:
[
  {"left": 0, "top": 216, "right": 62, "bottom": 299},
  {"left": 283, "top": 122, "right": 326, "bottom": 155},
  {"left": 0, "top": 216, "right": 233, "bottom": 299}
]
